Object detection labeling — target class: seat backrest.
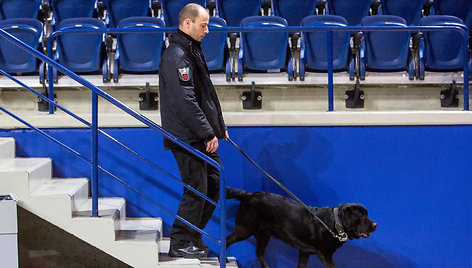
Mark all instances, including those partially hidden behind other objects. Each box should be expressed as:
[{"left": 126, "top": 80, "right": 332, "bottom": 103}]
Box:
[
  {"left": 361, "top": 15, "right": 409, "bottom": 70},
  {"left": 434, "top": 0, "right": 472, "bottom": 22},
  {"left": 56, "top": 17, "right": 105, "bottom": 72},
  {"left": 201, "top": 16, "right": 227, "bottom": 71},
  {"left": 160, "top": 0, "right": 206, "bottom": 27},
  {"left": 216, "top": 0, "right": 261, "bottom": 26},
  {"left": 116, "top": 16, "right": 165, "bottom": 72},
  {"left": 0, "top": 18, "right": 43, "bottom": 73},
  {"left": 52, "top": 0, "right": 96, "bottom": 23},
  {"left": 0, "top": 0, "right": 41, "bottom": 19},
  {"left": 240, "top": 16, "right": 288, "bottom": 70},
  {"left": 380, "top": 0, "right": 423, "bottom": 25},
  {"left": 104, "top": 0, "right": 150, "bottom": 28},
  {"left": 272, "top": 0, "right": 318, "bottom": 26},
  {"left": 419, "top": 15, "right": 467, "bottom": 70},
  {"left": 327, "top": 0, "right": 371, "bottom": 26},
  {"left": 301, "top": 15, "right": 350, "bottom": 71}
]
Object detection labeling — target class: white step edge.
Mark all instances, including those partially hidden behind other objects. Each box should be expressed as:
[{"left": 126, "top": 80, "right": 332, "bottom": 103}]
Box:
[
  {"left": 0, "top": 158, "right": 52, "bottom": 192},
  {"left": 74, "top": 197, "right": 126, "bottom": 231},
  {"left": 158, "top": 256, "right": 238, "bottom": 268},
  {"left": 117, "top": 218, "right": 163, "bottom": 243},
  {"left": 0, "top": 138, "right": 15, "bottom": 158},
  {"left": 30, "top": 178, "right": 90, "bottom": 211}
]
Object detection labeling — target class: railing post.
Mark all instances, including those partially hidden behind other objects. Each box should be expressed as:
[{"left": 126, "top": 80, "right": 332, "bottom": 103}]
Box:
[
  {"left": 219, "top": 167, "right": 226, "bottom": 268},
  {"left": 91, "top": 91, "right": 99, "bottom": 217},
  {"left": 327, "top": 29, "right": 334, "bottom": 111},
  {"left": 47, "top": 36, "right": 55, "bottom": 115},
  {"left": 463, "top": 31, "right": 469, "bottom": 111}
]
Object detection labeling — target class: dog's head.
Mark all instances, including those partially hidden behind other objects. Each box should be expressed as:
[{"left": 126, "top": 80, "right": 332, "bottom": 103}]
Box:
[{"left": 338, "top": 203, "right": 377, "bottom": 240}]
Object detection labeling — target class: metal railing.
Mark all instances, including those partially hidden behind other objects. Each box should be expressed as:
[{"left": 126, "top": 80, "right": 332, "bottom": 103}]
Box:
[{"left": 0, "top": 24, "right": 470, "bottom": 267}]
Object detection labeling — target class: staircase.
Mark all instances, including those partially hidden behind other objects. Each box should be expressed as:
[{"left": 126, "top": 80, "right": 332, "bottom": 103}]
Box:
[{"left": 0, "top": 137, "right": 237, "bottom": 267}]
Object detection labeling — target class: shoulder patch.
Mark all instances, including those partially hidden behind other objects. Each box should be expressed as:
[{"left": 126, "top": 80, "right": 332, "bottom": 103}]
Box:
[{"left": 178, "top": 67, "right": 190, "bottom": 82}]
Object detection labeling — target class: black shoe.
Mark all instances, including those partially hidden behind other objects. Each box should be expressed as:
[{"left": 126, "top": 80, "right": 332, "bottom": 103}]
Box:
[
  {"left": 194, "top": 238, "right": 209, "bottom": 255},
  {"left": 169, "top": 242, "right": 207, "bottom": 259}
]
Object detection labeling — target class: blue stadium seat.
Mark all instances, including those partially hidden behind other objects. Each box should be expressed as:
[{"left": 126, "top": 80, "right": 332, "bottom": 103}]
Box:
[
  {"left": 299, "top": 15, "right": 352, "bottom": 80},
  {"left": 113, "top": 16, "right": 165, "bottom": 82},
  {"left": 160, "top": 0, "right": 206, "bottom": 27},
  {"left": 418, "top": 15, "right": 470, "bottom": 78},
  {"left": 216, "top": 0, "right": 261, "bottom": 27},
  {"left": 272, "top": 0, "right": 318, "bottom": 26},
  {"left": 360, "top": 15, "right": 414, "bottom": 79},
  {"left": 102, "top": 0, "right": 151, "bottom": 28},
  {"left": 326, "top": 0, "right": 371, "bottom": 26},
  {"left": 51, "top": 0, "right": 96, "bottom": 23},
  {"left": 379, "top": 0, "right": 424, "bottom": 25},
  {"left": 0, "top": 18, "right": 43, "bottom": 75},
  {"left": 0, "top": 0, "right": 41, "bottom": 19},
  {"left": 433, "top": 0, "right": 472, "bottom": 28},
  {"left": 238, "top": 16, "right": 293, "bottom": 81},
  {"left": 201, "top": 16, "right": 230, "bottom": 76},
  {"left": 53, "top": 18, "right": 109, "bottom": 82}
]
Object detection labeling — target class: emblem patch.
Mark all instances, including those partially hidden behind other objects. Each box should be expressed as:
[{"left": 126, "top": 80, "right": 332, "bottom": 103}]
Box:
[{"left": 178, "top": 67, "right": 190, "bottom": 81}]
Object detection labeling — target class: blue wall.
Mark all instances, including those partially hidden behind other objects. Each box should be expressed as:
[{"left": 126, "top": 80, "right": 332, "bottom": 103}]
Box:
[{"left": 1, "top": 126, "right": 471, "bottom": 267}]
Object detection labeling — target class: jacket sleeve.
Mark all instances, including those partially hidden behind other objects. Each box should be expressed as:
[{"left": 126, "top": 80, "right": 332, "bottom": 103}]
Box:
[{"left": 163, "top": 52, "right": 215, "bottom": 141}]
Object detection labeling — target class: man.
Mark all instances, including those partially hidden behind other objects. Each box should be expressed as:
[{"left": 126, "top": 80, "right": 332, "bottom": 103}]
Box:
[{"left": 158, "top": 3, "right": 228, "bottom": 259}]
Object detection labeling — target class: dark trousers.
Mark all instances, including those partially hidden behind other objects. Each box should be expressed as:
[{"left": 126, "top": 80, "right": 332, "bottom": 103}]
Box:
[{"left": 170, "top": 143, "right": 221, "bottom": 249}]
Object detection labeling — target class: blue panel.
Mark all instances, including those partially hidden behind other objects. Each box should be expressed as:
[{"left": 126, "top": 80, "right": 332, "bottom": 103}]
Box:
[{"left": 0, "top": 125, "right": 471, "bottom": 267}]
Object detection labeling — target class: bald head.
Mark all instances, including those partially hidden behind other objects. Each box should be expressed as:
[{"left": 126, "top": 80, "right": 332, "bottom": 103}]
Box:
[{"left": 178, "top": 3, "right": 209, "bottom": 42}]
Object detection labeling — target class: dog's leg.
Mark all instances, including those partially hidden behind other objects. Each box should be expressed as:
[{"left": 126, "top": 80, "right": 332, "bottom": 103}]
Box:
[
  {"left": 296, "top": 251, "right": 310, "bottom": 268},
  {"left": 317, "top": 252, "right": 336, "bottom": 268},
  {"left": 220, "top": 227, "right": 254, "bottom": 263},
  {"left": 255, "top": 232, "right": 271, "bottom": 268}
]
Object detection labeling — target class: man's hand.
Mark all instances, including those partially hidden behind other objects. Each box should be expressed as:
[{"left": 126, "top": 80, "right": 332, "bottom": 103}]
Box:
[
  {"left": 225, "top": 130, "right": 229, "bottom": 140},
  {"left": 206, "top": 136, "right": 218, "bottom": 153}
]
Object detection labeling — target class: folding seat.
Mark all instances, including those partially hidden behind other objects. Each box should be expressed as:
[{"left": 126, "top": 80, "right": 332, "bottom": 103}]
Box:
[
  {"left": 418, "top": 15, "right": 470, "bottom": 78},
  {"left": 326, "top": 0, "right": 371, "bottom": 26},
  {"left": 102, "top": 0, "right": 153, "bottom": 28},
  {"left": 272, "top": 0, "right": 318, "bottom": 26},
  {"left": 0, "top": 18, "right": 44, "bottom": 76},
  {"left": 216, "top": 0, "right": 261, "bottom": 27},
  {"left": 113, "top": 16, "right": 165, "bottom": 82},
  {"left": 379, "top": 0, "right": 423, "bottom": 25},
  {"left": 53, "top": 17, "right": 109, "bottom": 82},
  {"left": 0, "top": 0, "right": 41, "bottom": 19},
  {"left": 201, "top": 16, "right": 230, "bottom": 77},
  {"left": 433, "top": 0, "right": 472, "bottom": 27},
  {"left": 299, "top": 15, "right": 352, "bottom": 80},
  {"left": 160, "top": 0, "right": 206, "bottom": 27},
  {"left": 51, "top": 0, "right": 96, "bottom": 23},
  {"left": 238, "top": 16, "right": 294, "bottom": 81},
  {"left": 359, "top": 15, "right": 414, "bottom": 79}
]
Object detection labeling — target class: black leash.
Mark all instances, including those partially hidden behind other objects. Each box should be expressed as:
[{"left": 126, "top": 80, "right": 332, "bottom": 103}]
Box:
[{"left": 227, "top": 138, "right": 348, "bottom": 242}]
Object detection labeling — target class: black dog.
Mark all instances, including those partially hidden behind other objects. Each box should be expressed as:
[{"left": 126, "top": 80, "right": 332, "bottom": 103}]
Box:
[{"left": 225, "top": 187, "right": 377, "bottom": 268}]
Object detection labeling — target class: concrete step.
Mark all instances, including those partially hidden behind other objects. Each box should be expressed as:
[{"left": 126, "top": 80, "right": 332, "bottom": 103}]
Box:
[
  {"left": 158, "top": 255, "right": 239, "bottom": 268},
  {"left": 0, "top": 157, "right": 52, "bottom": 193},
  {"left": 31, "top": 178, "right": 89, "bottom": 211},
  {"left": 117, "top": 218, "right": 163, "bottom": 243},
  {"left": 0, "top": 137, "right": 15, "bottom": 158}
]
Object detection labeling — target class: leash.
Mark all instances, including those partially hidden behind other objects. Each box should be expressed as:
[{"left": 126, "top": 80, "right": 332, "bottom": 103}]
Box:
[{"left": 227, "top": 138, "right": 348, "bottom": 242}]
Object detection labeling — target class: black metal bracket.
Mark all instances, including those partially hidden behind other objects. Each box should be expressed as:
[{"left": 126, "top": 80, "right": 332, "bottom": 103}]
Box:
[
  {"left": 139, "top": 82, "right": 159, "bottom": 110},
  {"left": 440, "top": 80, "right": 459, "bottom": 108},
  {"left": 38, "top": 85, "right": 57, "bottom": 112},
  {"left": 290, "top": 32, "right": 300, "bottom": 81},
  {"left": 345, "top": 79, "right": 364, "bottom": 108},
  {"left": 242, "top": 81, "right": 262, "bottom": 109},
  {"left": 229, "top": 33, "right": 238, "bottom": 82}
]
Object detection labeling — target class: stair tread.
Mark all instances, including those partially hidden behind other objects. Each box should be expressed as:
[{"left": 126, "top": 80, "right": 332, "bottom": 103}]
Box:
[
  {"left": 158, "top": 255, "right": 238, "bottom": 267},
  {"left": 73, "top": 197, "right": 125, "bottom": 218},
  {"left": 31, "top": 178, "right": 88, "bottom": 196},
  {"left": 0, "top": 138, "right": 15, "bottom": 158},
  {"left": 120, "top": 218, "right": 162, "bottom": 231},
  {"left": 116, "top": 229, "right": 160, "bottom": 242},
  {"left": 0, "top": 158, "right": 50, "bottom": 172}
]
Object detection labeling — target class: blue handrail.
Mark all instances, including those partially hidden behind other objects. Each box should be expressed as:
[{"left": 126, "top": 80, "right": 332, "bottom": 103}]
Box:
[
  {"left": 0, "top": 27, "right": 228, "bottom": 267},
  {"left": 47, "top": 25, "right": 470, "bottom": 112}
]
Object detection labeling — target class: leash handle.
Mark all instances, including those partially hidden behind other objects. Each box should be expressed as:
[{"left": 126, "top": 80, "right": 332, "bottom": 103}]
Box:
[{"left": 227, "top": 138, "right": 347, "bottom": 241}]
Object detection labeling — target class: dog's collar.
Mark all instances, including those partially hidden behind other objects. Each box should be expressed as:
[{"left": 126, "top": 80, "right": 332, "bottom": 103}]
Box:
[{"left": 333, "top": 207, "right": 348, "bottom": 242}]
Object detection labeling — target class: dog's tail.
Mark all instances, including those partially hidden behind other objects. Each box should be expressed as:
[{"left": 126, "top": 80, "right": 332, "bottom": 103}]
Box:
[{"left": 226, "top": 187, "right": 250, "bottom": 201}]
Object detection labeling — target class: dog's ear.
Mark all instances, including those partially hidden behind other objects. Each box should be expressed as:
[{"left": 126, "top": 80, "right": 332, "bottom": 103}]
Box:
[{"left": 339, "top": 204, "right": 355, "bottom": 228}]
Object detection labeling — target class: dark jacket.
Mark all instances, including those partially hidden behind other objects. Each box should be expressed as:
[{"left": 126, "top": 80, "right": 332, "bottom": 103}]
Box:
[{"left": 159, "top": 29, "right": 226, "bottom": 150}]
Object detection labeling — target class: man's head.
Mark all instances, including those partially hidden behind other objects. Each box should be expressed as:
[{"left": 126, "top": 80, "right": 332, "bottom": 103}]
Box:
[{"left": 178, "top": 3, "right": 209, "bottom": 42}]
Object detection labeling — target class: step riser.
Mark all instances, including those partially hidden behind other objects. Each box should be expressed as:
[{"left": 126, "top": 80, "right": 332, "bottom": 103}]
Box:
[
  {"left": 28, "top": 160, "right": 53, "bottom": 192},
  {"left": 0, "top": 138, "right": 15, "bottom": 158},
  {"left": 71, "top": 181, "right": 89, "bottom": 212}
]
